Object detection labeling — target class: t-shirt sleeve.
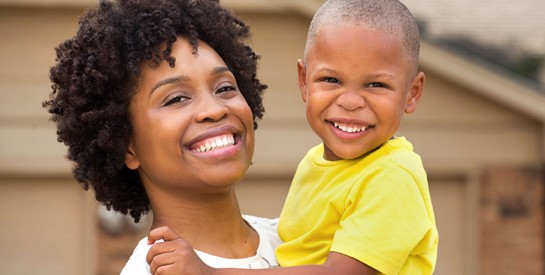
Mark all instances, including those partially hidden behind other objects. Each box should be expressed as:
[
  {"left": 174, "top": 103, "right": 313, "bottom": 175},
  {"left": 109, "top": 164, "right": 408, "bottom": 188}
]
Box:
[{"left": 330, "top": 162, "right": 432, "bottom": 274}]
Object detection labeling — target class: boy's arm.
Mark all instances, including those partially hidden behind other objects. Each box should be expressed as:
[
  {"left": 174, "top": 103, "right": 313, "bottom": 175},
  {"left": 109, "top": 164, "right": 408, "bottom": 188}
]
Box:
[{"left": 147, "top": 226, "right": 378, "bottom": 275}]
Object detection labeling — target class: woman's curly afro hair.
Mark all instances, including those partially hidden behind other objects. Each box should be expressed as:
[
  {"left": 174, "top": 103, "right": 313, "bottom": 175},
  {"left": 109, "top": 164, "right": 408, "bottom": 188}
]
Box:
[{"left": 43, "top": 0, "right": 266, "bottom": 222}]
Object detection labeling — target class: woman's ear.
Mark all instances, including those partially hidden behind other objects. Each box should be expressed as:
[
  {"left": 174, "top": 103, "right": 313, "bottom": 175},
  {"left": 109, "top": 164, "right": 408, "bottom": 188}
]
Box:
[
  {"left": 297, "top": 59, "right": 308, "bottom": 103},
  {"left": 124, "top": 140, "right": 140, "bottom": 170},
  {"left": 405, "top": 72, "right": 425, "bottom": 114}
]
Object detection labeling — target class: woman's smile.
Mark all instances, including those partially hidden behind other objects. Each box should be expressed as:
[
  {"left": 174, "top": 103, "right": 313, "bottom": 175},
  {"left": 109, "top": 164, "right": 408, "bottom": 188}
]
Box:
[
  {"left": 186, "top": 125, "right": 244, "bottom": 159},
  {"left": 190, "top": 134, "right": 236, "bottom": 153}
]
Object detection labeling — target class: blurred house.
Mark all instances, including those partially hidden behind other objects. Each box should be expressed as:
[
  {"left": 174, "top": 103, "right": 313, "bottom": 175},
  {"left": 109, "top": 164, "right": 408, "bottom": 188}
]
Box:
[
  {"left": 403, "top": 0, "right": 545, "bottom": 85},
  {"left": 0, "top": 0, "right": 543, "bottom": 274}
]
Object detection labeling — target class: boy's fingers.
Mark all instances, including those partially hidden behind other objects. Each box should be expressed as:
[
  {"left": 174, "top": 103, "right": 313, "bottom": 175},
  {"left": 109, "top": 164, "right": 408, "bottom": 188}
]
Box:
[
  {"left": 146, "top": 241, "right": 171, "bottom": 265},
  {"left": 146, "top": 237, "right": 192, "bottom": 264},
  {"left": 147, "top": 251, "right": 175, "bottom": 274},
  {"left": 147, "top": 226, "right": 180, "bottom": 244}
]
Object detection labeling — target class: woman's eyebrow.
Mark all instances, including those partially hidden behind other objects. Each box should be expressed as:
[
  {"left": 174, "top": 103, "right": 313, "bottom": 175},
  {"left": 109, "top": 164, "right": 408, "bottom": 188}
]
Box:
[
  {"left": 150, "top": 66, "right": 231, "bottom": 94},
  {"left": 151, "top": 75, "right": 189, "bottom": 94},
  {"left": 212, "top": 66, "right": 231, "bottom": 75}
]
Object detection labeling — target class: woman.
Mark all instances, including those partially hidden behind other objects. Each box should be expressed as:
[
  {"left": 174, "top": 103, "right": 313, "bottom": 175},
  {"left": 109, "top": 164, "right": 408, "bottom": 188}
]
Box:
[{"left": 43, "top": 0, "right": 281, "bottom": 273}]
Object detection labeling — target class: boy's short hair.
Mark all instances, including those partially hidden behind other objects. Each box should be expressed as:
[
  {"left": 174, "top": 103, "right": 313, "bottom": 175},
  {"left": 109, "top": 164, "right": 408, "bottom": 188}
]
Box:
[
  {"left": 305, "top": 0, "right": 421, "bottom": 74},
  {"left": 43, "top": 0, "right": 266, "bottom": 222}
]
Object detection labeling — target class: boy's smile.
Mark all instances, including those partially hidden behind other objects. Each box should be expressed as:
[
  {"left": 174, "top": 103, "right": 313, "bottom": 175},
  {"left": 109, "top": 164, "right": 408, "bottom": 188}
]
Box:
[
  {"left": 125, "top": 37, "right": 255, "bottom": 196},
  {"left": 298, "top": 23, "right": 424, "bottom": 161},
  {"left": 328, "top": 119, "right": 373, "bottom": 140},
  {"left": 331, "top": 121, "right": 369, "bottom": 134}
]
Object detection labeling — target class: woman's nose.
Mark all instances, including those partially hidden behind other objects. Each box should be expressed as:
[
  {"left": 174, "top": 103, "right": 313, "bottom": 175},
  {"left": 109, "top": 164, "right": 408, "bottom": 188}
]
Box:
[{"left": 195, "top": 93, "right": 229, "bottom": 122}]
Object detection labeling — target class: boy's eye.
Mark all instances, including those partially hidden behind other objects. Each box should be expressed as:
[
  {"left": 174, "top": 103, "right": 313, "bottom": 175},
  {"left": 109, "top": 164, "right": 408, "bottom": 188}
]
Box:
[
  {"left": 163, "top": 95, "right": 189, "bottom": 106},
  {"left": 320, "top": 77, "right": 339, "bottom": 84},
  {"left": 367, "top": 82, "right": 386, "bottom": 88}
]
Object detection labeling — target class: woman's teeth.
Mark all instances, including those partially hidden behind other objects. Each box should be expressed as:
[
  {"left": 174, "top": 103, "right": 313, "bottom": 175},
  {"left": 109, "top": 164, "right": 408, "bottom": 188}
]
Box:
[
  {"left": 192, "top": 135, "right": 235, "bottom": 153},
  {"left": 333, "top": 122, "right": 367, "bottom": 133}
]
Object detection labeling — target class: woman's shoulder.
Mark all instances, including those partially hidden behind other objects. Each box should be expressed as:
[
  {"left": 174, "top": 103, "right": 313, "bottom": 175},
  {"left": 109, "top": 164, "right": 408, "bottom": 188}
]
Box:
[
  {"left": 243, "top": 214, "right": 278, "bottom": 227},
  {"left": 243, "top": 214, "right": 282, "bottom": 267},
  {"left": 242, "top": 214, "right": 282, "bottom": 245}
]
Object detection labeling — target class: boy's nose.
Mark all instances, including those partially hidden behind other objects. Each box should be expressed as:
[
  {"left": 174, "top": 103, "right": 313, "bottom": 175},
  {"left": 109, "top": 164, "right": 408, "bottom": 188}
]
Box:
[
  {"left": 336, "top": 90, "right": 365, "bottom": 111},
  {"left": 195, "top": 93, "right": 229, "bottom": 122}
]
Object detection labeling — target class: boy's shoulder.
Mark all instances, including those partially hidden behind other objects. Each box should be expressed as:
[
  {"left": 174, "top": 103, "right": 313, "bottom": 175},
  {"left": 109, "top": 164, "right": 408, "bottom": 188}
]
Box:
[{"left": 368, "top": 137, "right": 421, "bottom": 164}]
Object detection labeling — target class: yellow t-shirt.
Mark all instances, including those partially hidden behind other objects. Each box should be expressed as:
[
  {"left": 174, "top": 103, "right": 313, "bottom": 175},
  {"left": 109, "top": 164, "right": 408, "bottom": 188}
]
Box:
[{"left": 276, "top": 137, "right": 438, "bottom": 275}]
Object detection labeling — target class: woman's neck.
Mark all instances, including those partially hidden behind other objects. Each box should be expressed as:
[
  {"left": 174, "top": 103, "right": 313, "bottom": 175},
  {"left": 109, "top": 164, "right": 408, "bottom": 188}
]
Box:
[{"left": 148, "top": 188, "right": 259, "bottom": 259}]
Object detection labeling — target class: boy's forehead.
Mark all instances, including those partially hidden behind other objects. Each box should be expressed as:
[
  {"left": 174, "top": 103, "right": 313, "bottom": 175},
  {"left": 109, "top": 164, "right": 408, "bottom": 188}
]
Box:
[
  {"left": 317, "top": 22, "right": 397, "bottom": 40},
  {"left": 307, "top": 22, "right": 416, "bottom": 72},
  {"left": 311, "top": 23, "right": 401, "bottom": 52}
]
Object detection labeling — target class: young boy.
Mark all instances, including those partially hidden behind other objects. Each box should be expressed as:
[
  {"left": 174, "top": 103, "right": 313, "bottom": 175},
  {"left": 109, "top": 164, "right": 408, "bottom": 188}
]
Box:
[{"left": 146, "top": 0, "right": 438, "bottom": 274}]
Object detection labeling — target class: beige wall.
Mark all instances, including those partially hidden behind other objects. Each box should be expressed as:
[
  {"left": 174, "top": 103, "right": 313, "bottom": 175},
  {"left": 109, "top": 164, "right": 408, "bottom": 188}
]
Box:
[
  {"left": 240, "top": 12, "right": 322, "bottom": 176},
  {"left": 0, "top": 6, "right": 92, "bottom": 275},
  {"left": 428, "top": 176, "right": 468, "bottom": 275},
  {"left": 1, "top": 4, "right": 544, "bottom": 275},
  {"left": 0, "top": 177, "right": 96, "bottom": 274},
  {"left": 403, "top": 69, "right": 543, "bottom": 170},
  {"left": 0, "top": 7, "right": 80, "bottom": 175}
]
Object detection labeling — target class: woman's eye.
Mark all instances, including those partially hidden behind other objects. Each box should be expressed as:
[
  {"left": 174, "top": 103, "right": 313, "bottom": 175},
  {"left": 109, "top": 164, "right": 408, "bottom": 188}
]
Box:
[
  {"left": 216, "top": 85, "right": 237, "bottom": 94},
  {"left": 163, "top": 95, "right": 188, "bottom": 106}
]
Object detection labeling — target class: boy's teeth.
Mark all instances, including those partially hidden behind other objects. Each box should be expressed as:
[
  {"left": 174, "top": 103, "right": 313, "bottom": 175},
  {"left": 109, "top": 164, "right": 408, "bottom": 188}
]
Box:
[
  {"left": 192, "top": 135, "right": 235, "bottom": 152},
  {"left": 333, "top": 122, "right": 366, "bottom": 133}
]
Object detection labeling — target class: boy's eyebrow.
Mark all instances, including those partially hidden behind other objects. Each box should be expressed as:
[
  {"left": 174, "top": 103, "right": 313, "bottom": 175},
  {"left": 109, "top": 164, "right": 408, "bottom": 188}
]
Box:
[
  {"left": 369, "top": 73, "right": 396, "bottom": 79},
  {"left": 316, "top": 67, "right": 396, "bottom": 79},
  {"left": 150, "top": 66, "right": 231, "bottom": 94}
]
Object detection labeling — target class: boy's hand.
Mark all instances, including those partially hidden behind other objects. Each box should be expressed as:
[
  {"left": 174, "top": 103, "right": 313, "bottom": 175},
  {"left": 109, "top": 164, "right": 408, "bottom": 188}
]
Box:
[{"left": 146, "top": 226, "right": 214, "bottom": 275}]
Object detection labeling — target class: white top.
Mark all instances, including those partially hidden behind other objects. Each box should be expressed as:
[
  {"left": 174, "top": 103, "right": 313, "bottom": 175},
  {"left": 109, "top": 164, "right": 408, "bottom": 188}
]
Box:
[{"left": 120, "top": 215, "right": 281, "bottom": 274}]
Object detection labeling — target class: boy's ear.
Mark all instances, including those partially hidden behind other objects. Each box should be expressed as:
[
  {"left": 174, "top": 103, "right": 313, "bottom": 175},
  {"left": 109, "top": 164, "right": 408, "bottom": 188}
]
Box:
[
  {"left": 124, "top": 140, "right": 140, "bottom": 170},
  {"left": 405, "top": 72, "right": 425, "bottom": 114},
  {"left": 297, "top": 59, "right": 308, "bottom": 103}
]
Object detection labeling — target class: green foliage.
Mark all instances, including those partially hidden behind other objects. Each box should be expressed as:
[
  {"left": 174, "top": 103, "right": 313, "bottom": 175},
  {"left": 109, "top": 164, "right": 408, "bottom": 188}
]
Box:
[{"left": 514, "top": 54, "right": 544, "bottom": 80}]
